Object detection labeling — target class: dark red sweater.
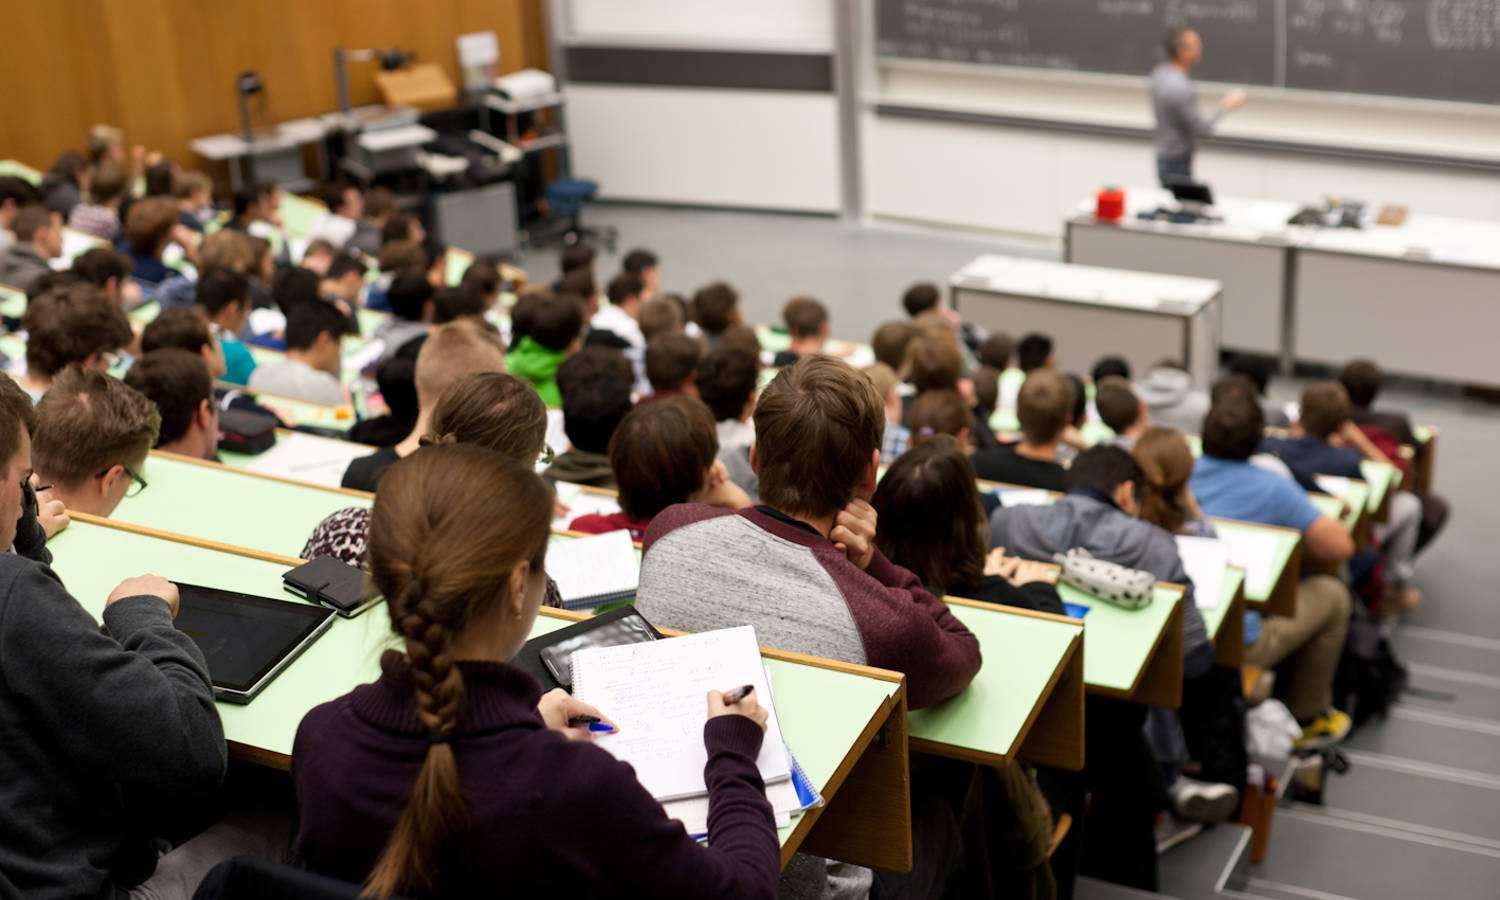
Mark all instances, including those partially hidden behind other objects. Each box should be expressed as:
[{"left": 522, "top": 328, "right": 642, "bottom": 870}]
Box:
[{"left": 292, "top": 656, "right": 779, "bottom": 898}]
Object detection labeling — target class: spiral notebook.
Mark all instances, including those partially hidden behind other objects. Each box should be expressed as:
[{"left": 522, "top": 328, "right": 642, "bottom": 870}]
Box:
[
  {"left": 571, "top": 625, "right": 792, "bottom": 802},
  {"left": 546, "top": 530, "right": 640, "bottom": 610}
]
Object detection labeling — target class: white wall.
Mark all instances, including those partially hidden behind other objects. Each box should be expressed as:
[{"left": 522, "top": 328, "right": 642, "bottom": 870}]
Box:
[
  {"left": 564, "top": 0, "right": 834, "bottom": 51},
  {"left": 864, "top": 62, "right": 1500, "bottom": 241},
  {"left": 566, "top": 84, "right": 841, "bottom": 213}
]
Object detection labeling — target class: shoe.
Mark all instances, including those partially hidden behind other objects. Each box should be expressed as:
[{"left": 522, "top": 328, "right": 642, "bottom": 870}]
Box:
[
  {"left": 1381, "top": 583, "right": 1423, "bottom": 614},
  {"left": 1169, "top": 776, "right": 1240, "bottom": 824},
  {"left": 1295, "top": 708, "right": 1352, "bottom": 750}
]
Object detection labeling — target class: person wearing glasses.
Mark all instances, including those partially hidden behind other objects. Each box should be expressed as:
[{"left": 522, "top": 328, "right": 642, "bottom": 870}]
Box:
[
  {"left": 31, "top": 367, "right": 160, "bottom": 518},
  {"left": 340, "top": 321, "right": 508, "bottom": 493},
  {"left": 15, "top": 281, "right": 135, "bottom": 401}
]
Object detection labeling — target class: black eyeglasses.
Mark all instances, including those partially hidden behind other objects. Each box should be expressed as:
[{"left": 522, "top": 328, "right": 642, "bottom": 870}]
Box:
[
  {"left": 539, "top": 443, "right": 556, "bottom": 466},
  {"left": 96, "top": 463, "right": 148, "bottom": 498}
]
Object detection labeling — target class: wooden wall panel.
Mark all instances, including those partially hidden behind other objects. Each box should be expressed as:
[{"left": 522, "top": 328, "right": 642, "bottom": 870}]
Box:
[{"left": 0, "top": 0, "right": 547, "bottom": 174}]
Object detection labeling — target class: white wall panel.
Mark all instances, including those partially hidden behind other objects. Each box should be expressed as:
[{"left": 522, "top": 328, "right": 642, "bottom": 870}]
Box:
[{"left": 564, "top": 1, "right": 834, "bottom": 51}]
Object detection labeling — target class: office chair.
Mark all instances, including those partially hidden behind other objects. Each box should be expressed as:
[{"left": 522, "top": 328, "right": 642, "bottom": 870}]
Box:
[{"left": 545, "top": 177, "right": 618, "bottom": 252}]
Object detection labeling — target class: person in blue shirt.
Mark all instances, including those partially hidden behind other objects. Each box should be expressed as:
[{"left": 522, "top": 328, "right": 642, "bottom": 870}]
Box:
[
  {"left": 1262, "top": 382, "right": 1425, "bottom": 614},
  {"left": 1191, "top": 395, "right": 1356, "bottom": 749},
  {"left": 197, "top": 267, "right": 258, "bottom": 386}
]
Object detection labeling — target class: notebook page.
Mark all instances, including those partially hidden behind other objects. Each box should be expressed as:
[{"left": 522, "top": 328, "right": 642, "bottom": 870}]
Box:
[
  {"left": 1218, "top": 529, "right": 1278, "bottom": 599},
  {"left": 546, "top": 531, "right": 639, "bottom": 605},
  {"left": 999, "top": 489, "right": 1052, "bottom": 508},
  {"left": 1313, "top": 475, "right": 1352, "bottom": 500},
  {"left": 571, "top": 625, "right": 791, "bottom": 802},
  {"left": 1174, "top": 536, "right": 1229, "bottom": 611},
  {"left": 552, "top": 482, "right": 623, "bottom": 530},
  {"left": 244, "top": 432, "right": 374, "bottom": 489}
]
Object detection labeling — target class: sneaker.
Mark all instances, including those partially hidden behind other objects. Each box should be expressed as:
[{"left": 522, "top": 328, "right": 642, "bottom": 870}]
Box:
[
  {"left": 1295, "top": 708, "right": 1352, "bottom": 750},
  {"left": 1169, "top": 776, "right": 1240, "bottom": 824}
]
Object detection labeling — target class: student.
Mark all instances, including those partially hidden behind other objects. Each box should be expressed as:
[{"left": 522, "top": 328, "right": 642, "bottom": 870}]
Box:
[
  {"left": 771, "top": 296, "right": 829, "bottom": 367},
  {"left": 366, "top": 239, "right": 427, "bottom": 312},
  {"left": 124, "top": 348, "right": 219, "bottom": 460},
  {"left": 431, "top": 285, "right": 488, "bottom": 326},
  {"left": 571, "top": 396, "right": 751, "bottom": 538},
  {"left": 977, "top": 332, "right": 1014, "bottom": 371},
  {"left": 1016, "top": 333, "right": 1055, "bottom": 372},
  {"left": 546, "top": 349, "right": 635, "bottom": 488},
  {"left": 300, "top": 238, "right": 338, "bottom": 278},
  {"left": 642, "top": 333, "right": 704, "bottom": 403},
  {"left": 1263, "top": 382, "right": 1427, "bottom": 613},
  {"left": 0, "top": 204, "right": 62, "bottom": 292},
  {"left": 225, "top": 186, "right": 263, "bottom": 233},
  {"left": 152, "top": 228, "right": 258, "bottom": 312},
  {"left": 32, "top": 367, "right": 160, "bottom": 517},
  {"left": 1096, "top": 375, "right": 1151, "bottom": 450},
  {"left": 319, "top": 253, "right": 366, "bottom": 312},
  {"left": 873, "top": 435, "right": 1062, "bottom": 614},
  {"left": 459, "top": 259, "right": 503, "bottom": 313},
  {"left": 697, "top": 346, "right": 760, "bottom": 499},
  {"left": 1191, "top": 397, "right": 1354, "bottom": 747},
  {"left": 637, "top": 356, "right": 981, "bottom": 708},
  {"left": 1228, "top": 355, "right": 1290, "bottom": 427},
  {"left": 117, "top": 196, "right": 190, "bottom": 286},
  {"left": 871, "top": 320, "right": 918, "bottom": 377},
  {"left": 294, "top": 445, "right": 779, "bottom": 897},
  {"left": 557, "top": 242, "right": 596, "bottom": 282},
  {"left": 903, "top": 281, "right": 985, "bottom": 362},
  {"left": 905, "top": 328, "right": 999, "bottom": 452},
  {"left": 66, "top": 161, "right": 127, "bottom": 238},
  {"left": 639, "top": 296, "right": 685, "bottom": 343},
  {"left": 174, "top": 170, "right": 214, "bottom": 232},
  {"left": 374, "top": 272, "right": 435, "bottom": 361},
  {"left": 591, "top": 271, "right": 648, "bottom": 387},
  {"left": 19, "top": 282, "right": 134, "bottom": 397},
  {"left": 195, "top": 267, "right": 258, "bottom": 385},
  {"left": 40, "top": 150, "right": 90, "bottom": 219},
  {"left": 970, "top": 370, "right": 1073, "bottom": 490},
  {"left": 248, "top": 300, "right": 349, "bottom": 406},
  {"left": 73, "top": 246, "right": 139, "bottom": 308},
  {"left": 507, "top": 294, "right": 585, "bottom": 407},
  {"left": 691, "top": 281, "right": 742, "bottom": 350},
  {"left": 1338, "top": 357, "right": 1448, "bottom": 549},
  {"left": 1092, "top": 355, "right": 1131, "bottom": 384},
  {"left": 379, "top": 212, "right": 427, "bottom": 250},
  {"left": 305, "top": 182, "right": 363, "bottom": 248},
  {"left": 972, "top": 364, "right": 1000, "bottom": 424},
  {"left": 342, "top": 321, "right": 508, "bottom": 492},
  {"left": 558, "top": 268, "right": 601, "bottom": 323},
  {"left": 622, "top": 247, "right": 660, "bottom": 298},
  {"left": 0, "top": 175, "right": 41, "bottom": 252},
  {"left": 864, "top": 362, "right": 911, "bottom": 464},
  {"left": 990, "top": 446, "right": 1243, "bottom": 805},
  {"left": 907, "top": 388, "right": 972, "bottom": 451},
  {"left": 346, "top": 186, "right": 397, "bottom": 257},
  {"left": 0, "top": 372, "right": 227, "bottom": 898},
  {"left": 308, "top": 372, "right": 550, "bottom": 567},
  {"left": 348, "top": 353, "right": 419, "bottom": 449},
  {"left": 141, "top": 306, "right": 229, "bottom": 380}
]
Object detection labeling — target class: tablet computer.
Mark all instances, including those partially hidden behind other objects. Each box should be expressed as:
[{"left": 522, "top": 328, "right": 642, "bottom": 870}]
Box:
[{"left": 173, "top": 582, "right": 336, "bottom": 704}]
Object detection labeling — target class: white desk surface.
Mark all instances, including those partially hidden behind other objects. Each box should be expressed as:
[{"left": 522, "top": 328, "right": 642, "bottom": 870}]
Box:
[
  {"left": 950, "top": 254, "right": 1221, "bottom": 316},
  {"left": 1070, "top": 187, "right": 1309, "bottom": 247},
  {"left": 1301, "top": 212, "right": 1500, "bottom": 272},
  {"left": 188, "top": 118, "right": 330, "bottom": 160},
  {"left": 356, "top": 125, "right": 438, "bottom": 153}
]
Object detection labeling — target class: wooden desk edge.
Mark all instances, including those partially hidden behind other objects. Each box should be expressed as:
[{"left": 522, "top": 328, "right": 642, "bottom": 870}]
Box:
[
  {"left": 66, "top": 512, "right": 307, "bottom": 568},
  {"left": 1088, "top": 588, "right": 1185, "bottom": 708},
  {"left": 1213, "top": 576, "right": 1247, "bottom": 669},
  {"left": 152, "top": 448, "right": 376, "bottom": 500}
]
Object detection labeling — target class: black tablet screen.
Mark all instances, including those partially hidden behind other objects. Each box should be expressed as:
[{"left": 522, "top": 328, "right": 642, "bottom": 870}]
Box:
[{"left": 173, "top": 582, "right": 334, "bottom": 693}]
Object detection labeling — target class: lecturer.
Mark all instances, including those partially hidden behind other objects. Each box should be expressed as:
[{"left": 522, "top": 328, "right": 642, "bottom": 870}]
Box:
[{"left": 1151, "top": 28, "right": 1245, "bottom": 186}]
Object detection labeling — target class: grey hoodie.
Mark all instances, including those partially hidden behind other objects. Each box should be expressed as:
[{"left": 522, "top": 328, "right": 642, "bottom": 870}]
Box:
[
  {"left": 989, "top": 491, "right": 1213, "bottom": 678},
  {"left": 1135, "top": 367, "right": 1210, "bottom": 435}
]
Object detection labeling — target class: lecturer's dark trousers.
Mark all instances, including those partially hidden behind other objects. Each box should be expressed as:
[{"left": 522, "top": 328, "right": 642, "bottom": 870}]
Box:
[{"left": 1157, "top": 155, "right": 1192, "bottom": 187}]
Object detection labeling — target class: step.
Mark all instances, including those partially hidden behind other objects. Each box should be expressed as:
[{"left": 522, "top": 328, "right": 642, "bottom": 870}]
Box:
[
  {"left": 1390, "top": 627, "right": 1500, "bottom": 674},
  {"left": 1398, "top": 662, "right": 1500, "bottom": 722},
  {"left": 1157, "top": 822, "right": 1252, "bottom": 899},
  {"left": 1308, "top": 748, "right": 1500, "bottom": 841},
  {"left": 1342, "top": 704, "right": 1500, "bottom": 777},
  {"left": 1251, "top": 802, "right": 1500, "bottom": 900},
  {"left": 1073, "top": 875, "right": 1184, "bottom": 900}
]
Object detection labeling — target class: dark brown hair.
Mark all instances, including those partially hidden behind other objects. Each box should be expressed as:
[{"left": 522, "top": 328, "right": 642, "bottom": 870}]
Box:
[
  {"left": 378, "top": 239, "right": 428, "bottom": 275},
  {"left": 141, "top": 306, "right": 212, "bottom": 356},
  {"left": 609, "top": 396, "right": 718, "bottom": 521},
  {"left": 1017, "top": 370, "right": 1075, "bottom": 445},
  {"left": 1133, "top": 426, "right": 1198, "bottom": 535},
  {"left": 1094, "top": 376, "right": 1141, "bottom": 434},
  {"left": 607, "top": 272, "right": 643, "bottom": 306},
  {"left": 871, "top": 320, "right": 917, "bottom": 371},
  {"left": 978, "top": 333, "right": 1013, "bottom": 369},
  {"left": 72, "top": 247, "right": 133, "bottom": 288},
  {"left": 89, "top": 162, "right": 128, "bottom": 204},
  {"left": 123, "top": 197, "right": 177, "bottom": 255},
  {"left": 972, "top": 365, "right": 999, "bottom": 414},
  {"left": 691, "top": 281, "right": 739, "bottom": 335},
  {"left": 1337, "top": 358, "right": 1380, "bottom": 407},
  {"left": 907, "top": 389, "right": 969, "bottom": 442},
  {"left": 782, "top": 296, "right": 828, "bottom": 339},
  {"left": 0, "top": 374, "right": 38, "bottom": 464},
  {"left": 754, "top": 356, "right": 883, "bottom": 520},
  {"left": 420, "top": 372, "right": 547, "bottom": 464},
  {"left": 23, "top": 283, "right": 134, "bottom": 378},
  {"left": 124, "top": 349, "right": 212, "bottom": 446},
  {"left": 696, "top": 346, "right": 759, "bottom": 422},
  {"left": 871, "top": 435, "right": 987, "bottom": 593},
  {"left": 901, "top": 282, "right": 941, "bottom": 317},
  {"left": 33, "top": 368, "right": 160, "bottom": 487},
  {"left": 638, "top": 297, "right": 683, "bottom": 342},
  {"left": 906, "top": 332, "right": 962, "bottom": 392},
  {"left": 1299, "top": 381, "right": 1352, "bottom": 440},
  {"left": 645, "top": 333, "right": 704, "bottom": 393},
  {"left": 363, "top": 444, "right": 553, "bottom": 897}
]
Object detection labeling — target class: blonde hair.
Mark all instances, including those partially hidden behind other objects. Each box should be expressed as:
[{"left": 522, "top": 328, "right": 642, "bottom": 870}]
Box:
[{"left": 413, "top": 321, "right": 505, "bottom": 406}]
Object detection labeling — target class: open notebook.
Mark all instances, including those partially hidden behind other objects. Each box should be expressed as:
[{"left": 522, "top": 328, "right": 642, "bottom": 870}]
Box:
[
  {"left": 1175, "top": 535, "right": 1229, "bottom": 610},
  {"left": 571, "top": 625, "right": 792, "bottom": 802},
  {"left": 552, "top": 481, "right": 623, "bottom": 531},
  {"left": 546, "top": 531, "right": 640, "bottom": 610}
]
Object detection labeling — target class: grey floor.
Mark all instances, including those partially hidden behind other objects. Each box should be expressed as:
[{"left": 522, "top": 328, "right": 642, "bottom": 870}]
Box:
[{"left": 522, "top": 204, "right": 1500, "bottom": 900}]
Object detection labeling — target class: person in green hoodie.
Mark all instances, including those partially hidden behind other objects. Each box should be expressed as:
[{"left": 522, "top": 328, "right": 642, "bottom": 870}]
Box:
[
  {"left": 546, "top": 348, "right": 634, "bottom": 488},
  {"left": 506, "top": 292, "right": 584, "bottom": 407}
]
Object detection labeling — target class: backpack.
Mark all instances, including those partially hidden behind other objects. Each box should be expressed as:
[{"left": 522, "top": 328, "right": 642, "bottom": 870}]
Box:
[{"left": 1332, "top": 606, "right": 1408, "bottom": 728}]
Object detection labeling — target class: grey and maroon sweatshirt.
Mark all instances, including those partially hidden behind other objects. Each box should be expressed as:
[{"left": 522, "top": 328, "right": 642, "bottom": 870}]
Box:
[{"left": 638, "top": 504, "right": 982, "bottom": 710}]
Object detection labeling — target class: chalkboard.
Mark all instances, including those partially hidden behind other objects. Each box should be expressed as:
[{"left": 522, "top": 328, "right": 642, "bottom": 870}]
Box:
[{"left": 876, "top": 0, "right": 1500, "bottom": 106}]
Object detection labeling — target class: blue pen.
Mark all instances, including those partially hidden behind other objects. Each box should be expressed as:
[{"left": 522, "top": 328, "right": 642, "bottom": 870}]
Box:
[{"left": 588, "top": 722, "right": 615, "bottom": 733}]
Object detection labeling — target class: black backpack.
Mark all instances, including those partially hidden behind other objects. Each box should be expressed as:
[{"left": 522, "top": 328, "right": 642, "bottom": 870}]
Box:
[{"left": 1332, "top": 609, "right": 1408, "bottom": 728}]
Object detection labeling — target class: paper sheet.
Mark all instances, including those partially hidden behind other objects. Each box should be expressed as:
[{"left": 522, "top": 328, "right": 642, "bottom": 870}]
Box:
[
  {"left": 1174, "top": 536, "right": 1229, "bottom": 611},
  {"left": 545, "top": 530, "right": 639, "bottom": 607},
  {"left": 999, "top": 489, "right": 1052, "bottom": 508},
  {"left": 244, "top": 431, "right": 375, "bottom": 488},
  {"left": 1218, "top": 529, "right": 1279, "bottom": 599},
  {"left": 1313, "top": 475, "right": 1352, "bottom": 500},
  {"left": 552, "top": 481, "right": 622, "bottom": 530},
  {"left": 571, "top": 625, "right": 791, "bottom": 802}
]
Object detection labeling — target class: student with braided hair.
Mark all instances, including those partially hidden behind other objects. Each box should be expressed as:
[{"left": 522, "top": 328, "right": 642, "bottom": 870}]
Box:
[{"left": 292, "top": 445, "right": 780, "bottom": 898}]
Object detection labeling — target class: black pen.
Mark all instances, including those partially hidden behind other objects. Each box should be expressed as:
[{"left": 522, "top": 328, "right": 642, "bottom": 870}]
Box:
[
  {"left": 723, "top": 684, "right": 755, "bottom": 704},
  {"left": 568, "top": 714, "right": 601, "bottom": 726}
]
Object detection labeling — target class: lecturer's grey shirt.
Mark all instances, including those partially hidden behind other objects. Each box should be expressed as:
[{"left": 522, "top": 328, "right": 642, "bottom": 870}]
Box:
[{"left": 1150, "top": 62, "right": 1223, "bottom": 160}]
